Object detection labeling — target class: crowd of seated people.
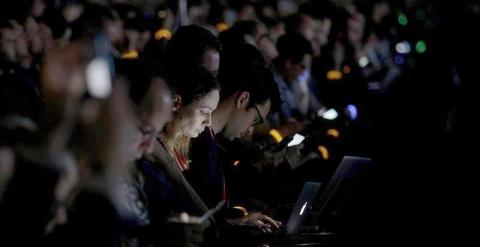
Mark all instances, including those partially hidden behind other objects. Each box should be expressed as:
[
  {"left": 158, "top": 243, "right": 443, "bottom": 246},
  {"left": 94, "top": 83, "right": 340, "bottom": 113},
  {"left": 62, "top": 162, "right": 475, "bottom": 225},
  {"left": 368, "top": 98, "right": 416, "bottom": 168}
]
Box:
[{"left": 0, "top": 0, "right": 475, "bottom": 246}]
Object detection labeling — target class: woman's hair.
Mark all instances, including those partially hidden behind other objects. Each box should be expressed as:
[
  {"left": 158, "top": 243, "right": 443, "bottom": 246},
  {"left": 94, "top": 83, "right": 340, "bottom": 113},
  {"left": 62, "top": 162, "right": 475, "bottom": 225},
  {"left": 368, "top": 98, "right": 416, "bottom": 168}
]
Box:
[{"left": 163, "top": 67, "right": 220, "bottom": 158}]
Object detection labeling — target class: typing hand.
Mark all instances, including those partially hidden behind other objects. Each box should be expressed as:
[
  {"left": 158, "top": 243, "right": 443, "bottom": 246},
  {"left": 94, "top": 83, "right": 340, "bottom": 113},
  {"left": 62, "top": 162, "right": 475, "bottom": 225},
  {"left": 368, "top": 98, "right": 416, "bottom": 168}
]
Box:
[{"left": 228, "top": 212, "right": 282, "bottom": 233}]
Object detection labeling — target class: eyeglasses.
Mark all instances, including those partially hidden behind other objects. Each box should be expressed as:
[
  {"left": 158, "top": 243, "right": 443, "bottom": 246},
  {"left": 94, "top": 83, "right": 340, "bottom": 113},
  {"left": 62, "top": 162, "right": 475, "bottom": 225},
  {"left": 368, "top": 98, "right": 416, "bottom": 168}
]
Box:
[{"left": 252, "top": 105, "right": 265, "bottom": 126}]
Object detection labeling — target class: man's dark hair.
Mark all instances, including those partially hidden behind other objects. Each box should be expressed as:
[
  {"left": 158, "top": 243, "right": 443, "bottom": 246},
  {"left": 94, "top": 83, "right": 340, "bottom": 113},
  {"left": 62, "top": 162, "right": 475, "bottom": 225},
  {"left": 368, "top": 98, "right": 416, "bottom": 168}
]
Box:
[
  {"left": 164, "top": 25, "right": 221, "bottom": 80},
  {"left": 276, "top": 33, "right": 313, "bottom": 64},
  {"left": 218, "top": 43, "right": 280, "bottom": 112}
]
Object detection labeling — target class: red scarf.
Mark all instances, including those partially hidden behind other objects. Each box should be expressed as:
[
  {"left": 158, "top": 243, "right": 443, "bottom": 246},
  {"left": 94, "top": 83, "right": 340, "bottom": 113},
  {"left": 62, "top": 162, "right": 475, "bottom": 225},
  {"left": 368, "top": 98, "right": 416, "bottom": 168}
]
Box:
[{"left": 171, "top": 149, "right": 190, "bottom": 171}]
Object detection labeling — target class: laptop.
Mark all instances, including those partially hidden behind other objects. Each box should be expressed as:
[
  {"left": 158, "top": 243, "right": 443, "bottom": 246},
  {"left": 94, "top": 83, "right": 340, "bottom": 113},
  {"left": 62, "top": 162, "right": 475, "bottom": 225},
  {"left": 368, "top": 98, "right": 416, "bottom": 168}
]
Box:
[
  {"left": 251, "top": 156, "right": 371, "bottom": 247},
  {"left": 269, "top": 156, "right": 372, "bottom": 246},
  {"left": 284, "top": 182, "right": 322, "bottom": 235},
  {"left": 277, "top": 156, "right": 372, "bottom": 234},
  {"left": 311, "top": 156, "right": 372, "bottom": 229}
]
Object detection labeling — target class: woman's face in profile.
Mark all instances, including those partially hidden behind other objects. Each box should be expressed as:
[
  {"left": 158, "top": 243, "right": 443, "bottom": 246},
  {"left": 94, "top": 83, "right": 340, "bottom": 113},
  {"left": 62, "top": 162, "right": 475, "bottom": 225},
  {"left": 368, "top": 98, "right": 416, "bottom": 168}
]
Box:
[{"left": 176, "top": 89, "right": 220, "bottom": 138}]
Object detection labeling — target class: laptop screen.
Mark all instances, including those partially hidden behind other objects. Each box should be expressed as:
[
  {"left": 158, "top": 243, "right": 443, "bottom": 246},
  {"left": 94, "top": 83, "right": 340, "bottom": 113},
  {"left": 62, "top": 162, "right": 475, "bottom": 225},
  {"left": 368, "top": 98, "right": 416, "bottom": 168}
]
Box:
[
  {"left": 312, "top": 156, "right": 372, "bottom": 229},
  {"left": 285, "top": 182, "right": 322, "bottom": 234}
]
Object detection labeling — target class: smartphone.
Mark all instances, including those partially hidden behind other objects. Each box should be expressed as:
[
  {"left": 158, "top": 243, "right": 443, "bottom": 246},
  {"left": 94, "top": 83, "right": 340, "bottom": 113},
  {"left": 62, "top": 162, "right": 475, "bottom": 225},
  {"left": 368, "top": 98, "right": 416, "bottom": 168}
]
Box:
[
  {"left": 287, "top": 133, "right": 306, "bottom": 147},
  {"left": 198, "top": 200, "right": 225, "bottom": 223},
  {"left": 274, "top": 133, "right": 306, "bottom": 152},
  {"left": 318, "top": 108, "right": 338, "bottom": 120},
  {"left": 85, "top": 33, "right": 114, "bottom": 99},
  {"left": 168, "top": 200, "right": 225, "bottom": 224}
]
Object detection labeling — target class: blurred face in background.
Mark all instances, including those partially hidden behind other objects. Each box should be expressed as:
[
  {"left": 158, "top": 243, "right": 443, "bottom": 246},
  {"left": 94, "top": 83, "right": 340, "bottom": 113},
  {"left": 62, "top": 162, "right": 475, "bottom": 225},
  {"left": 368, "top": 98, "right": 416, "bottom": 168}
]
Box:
[
  {"left": 238, "top": 4, "right": 256, "bottom": 21},
  {"left": 284, "top": 54, "right": 311, "bottom": 83},
  {"left": 188, "top": 1, "right": 210, "bottom": 25},
  {"left": 277, "top": 0, "right": 298, "bottom": 18},
  {"left": 255, "top": 23, "right": 278, "bottom": 61},
  {"left": 10, "top": 21, "right": 30, "bottom": 60},
  {"left": 319, "top": 18, "right": 332, "bottom": 46},
  {"left": 311, "top": 18, "right": 332, "bottom": 56},
  {"left": 132, "top": 78, "right": 173, "bottom": 159},
  {"left": 269, "top": 22, "right": 286, "bottom": 43},
  {"left": 38, "top": 22, "right": 54, "bottom": 51},
  {"left": 347, "top": 12, "right": 366, "bottom": 45},
  {"left": 104, "top": 17, "right": 124, "bottom": 45},
  {"left": 372, "top": 1, "right": 391, "bottom": 24},
  {"left": 0, "top": 27, "right": 16, "bottom": 62},
  {"left": 31, "top": 0, "right": 47, "bottom": 18},
  {"left": 299, "top": 15, "right": 315, "bottom": 42},
  {"left": 201, "top": 48, "right": 220, "bottom": 74},
  {"left": 62, "top": 4, "right": 84, "bottom": 23},
  {"left": 25, "top": 17, "right": 44, "bottom": 55}
]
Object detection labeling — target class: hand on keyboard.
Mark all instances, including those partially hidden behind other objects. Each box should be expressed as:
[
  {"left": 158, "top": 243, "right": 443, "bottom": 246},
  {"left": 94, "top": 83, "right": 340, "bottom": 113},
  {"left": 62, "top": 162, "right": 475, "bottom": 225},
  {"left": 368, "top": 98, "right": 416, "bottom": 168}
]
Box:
[{"left": 227, "top": 212, "right": 282, "bottom": 233}]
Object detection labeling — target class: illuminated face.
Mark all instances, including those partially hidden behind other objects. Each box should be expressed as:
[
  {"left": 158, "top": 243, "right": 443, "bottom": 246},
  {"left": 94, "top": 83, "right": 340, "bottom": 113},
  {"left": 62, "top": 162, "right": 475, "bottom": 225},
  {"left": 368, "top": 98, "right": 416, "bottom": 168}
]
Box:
[
  {"left": 176, "top": 89, "right": 220, "bottom": 138},
  {"left": 285, "top": 54, "right": 312, "bottom": 83}
]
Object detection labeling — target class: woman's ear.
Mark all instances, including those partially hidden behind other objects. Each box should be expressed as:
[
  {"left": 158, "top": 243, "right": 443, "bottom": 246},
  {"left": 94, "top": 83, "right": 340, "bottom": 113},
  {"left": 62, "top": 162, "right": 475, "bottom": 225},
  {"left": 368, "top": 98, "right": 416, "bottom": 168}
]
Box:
[
  {"left": 235, "top": 91, "right": 250, "bottom": 109},
  {"left": 172, "top": 95, "right": 182, "bottom": 112}
]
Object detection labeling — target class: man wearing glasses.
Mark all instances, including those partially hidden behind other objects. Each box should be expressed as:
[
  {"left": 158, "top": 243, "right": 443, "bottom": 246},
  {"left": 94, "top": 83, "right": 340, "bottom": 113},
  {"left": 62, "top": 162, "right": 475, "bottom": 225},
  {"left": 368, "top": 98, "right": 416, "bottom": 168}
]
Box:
[{"left": 186, "top": 44, "right": 283, "bottom": 240}]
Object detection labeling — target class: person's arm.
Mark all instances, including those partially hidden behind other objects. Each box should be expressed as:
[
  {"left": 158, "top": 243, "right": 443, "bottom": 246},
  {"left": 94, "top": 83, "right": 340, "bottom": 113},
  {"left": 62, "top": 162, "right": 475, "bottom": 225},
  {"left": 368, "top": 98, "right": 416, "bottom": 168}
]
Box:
[{"left": 187, "top": 129, "right": 224, "bottom": 208}]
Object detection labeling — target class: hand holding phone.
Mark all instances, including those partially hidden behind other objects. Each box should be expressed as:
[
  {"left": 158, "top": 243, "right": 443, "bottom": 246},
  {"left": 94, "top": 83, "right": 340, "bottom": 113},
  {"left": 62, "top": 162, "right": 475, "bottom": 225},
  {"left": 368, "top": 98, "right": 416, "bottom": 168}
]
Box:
[
  {"left": 168, "top": 200, "right": 225, "bottom": 225},
  {"left": 273, "top": 133, "right": 306, "bottom": 152},
  {"left": 287, "top": 134, "right": 306, "bottom": 147}
]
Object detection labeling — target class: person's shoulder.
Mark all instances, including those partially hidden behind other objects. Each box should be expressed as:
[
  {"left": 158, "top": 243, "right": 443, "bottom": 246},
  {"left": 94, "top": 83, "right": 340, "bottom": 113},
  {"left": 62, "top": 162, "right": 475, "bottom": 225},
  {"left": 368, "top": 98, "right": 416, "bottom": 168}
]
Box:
[
  {"left": 137, "top": 158, "right": 167, "bottom": 177},
  {"left": 138, "top": 159, "right": 172, "bottom": 190},
  {"left": 192, "top": 128, "right": 216, "bottom": 147}
]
